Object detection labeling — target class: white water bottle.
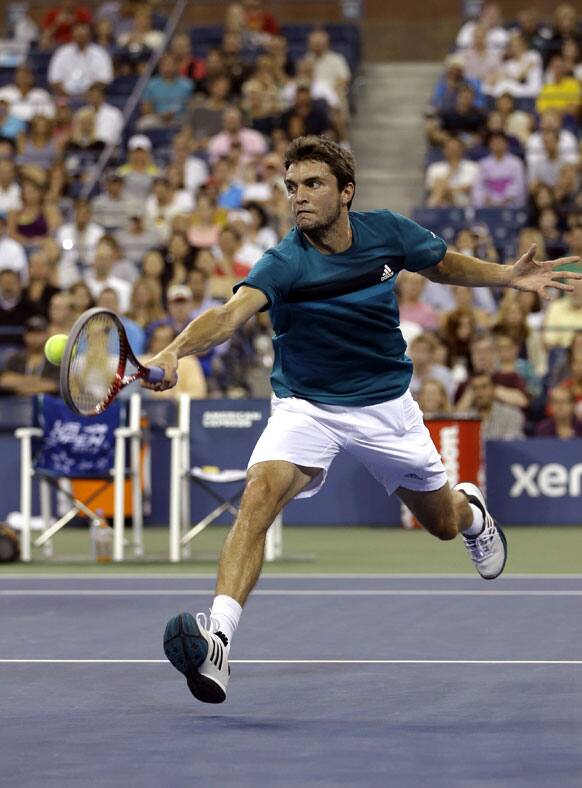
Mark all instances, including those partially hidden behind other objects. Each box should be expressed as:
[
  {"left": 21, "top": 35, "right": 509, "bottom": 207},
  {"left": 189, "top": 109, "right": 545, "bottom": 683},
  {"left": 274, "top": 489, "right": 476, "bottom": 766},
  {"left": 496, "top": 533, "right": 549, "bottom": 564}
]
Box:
[{"left": 90, "top": 509, "right": 113, "bottom": 563}]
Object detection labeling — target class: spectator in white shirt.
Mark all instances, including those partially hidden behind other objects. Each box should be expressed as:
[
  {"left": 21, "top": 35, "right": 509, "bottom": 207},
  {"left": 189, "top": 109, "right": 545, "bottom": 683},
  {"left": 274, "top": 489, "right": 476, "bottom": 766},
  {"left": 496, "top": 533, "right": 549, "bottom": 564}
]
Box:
[
  {"left": 207, "top": 106, "right": 267, "bottom": 164},
  {"left": 85, "top": 243, "right": 132, "bottom": 312},
  {"left": 526, "top": 109, "right": 579, "bottom": 169},
  {"left": 281, "top": 55, "right": 341, "bottom": 111},
  {"left": 0, "top": 65, "right": 55, "bottom": 123},
  {"left": 456, "top": 2, "right": 510, "bottom": 52},
  {"left": 425, "top": 136, "right": 479, "bottom": 207},
  {"left": 0, "top": 215, "right": 28, "bottom": 283},
  {"left": 56, "top": 198, "right": 105, "bottom": 287},
  {"left": 84, "top": 82, "right": 123, "bottom": 146},
  {"left": 48, "top": 22, "right": 113, "bottom": 98},
  {"left": 145, "top": 176, "right": 194, "bottom": 242},
  {"left": 0, "top": 160, "right": 22, "bottom": 216},
  {"left": 306, "top": 29, "right": 351, "bottom": 100},
  {"left": 459, "top": 24, "right": 502, "bottom": 83},
  {"left": 528, "top": 129, "right": 573, "bottom": 189},
  {"left": 91, "top": 170, "right": 142, "bottom": 232},
  {"left": 484, "top": 32, "right": 543, "bottom": 98}
]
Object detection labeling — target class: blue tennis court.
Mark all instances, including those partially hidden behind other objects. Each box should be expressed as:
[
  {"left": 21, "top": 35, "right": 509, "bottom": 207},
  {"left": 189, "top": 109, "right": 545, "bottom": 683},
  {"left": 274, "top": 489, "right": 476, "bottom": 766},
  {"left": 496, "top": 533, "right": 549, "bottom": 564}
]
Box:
[{"left": 1, "top": 574, "right": 581, "bottom": 787}]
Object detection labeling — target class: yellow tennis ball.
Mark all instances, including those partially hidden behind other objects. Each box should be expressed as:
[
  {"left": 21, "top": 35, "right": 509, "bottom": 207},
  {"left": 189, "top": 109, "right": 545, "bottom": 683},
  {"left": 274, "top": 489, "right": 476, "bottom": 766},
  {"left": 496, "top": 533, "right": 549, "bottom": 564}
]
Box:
[{"left": 44, "top": 334, "right": 68, "bottom": 365}]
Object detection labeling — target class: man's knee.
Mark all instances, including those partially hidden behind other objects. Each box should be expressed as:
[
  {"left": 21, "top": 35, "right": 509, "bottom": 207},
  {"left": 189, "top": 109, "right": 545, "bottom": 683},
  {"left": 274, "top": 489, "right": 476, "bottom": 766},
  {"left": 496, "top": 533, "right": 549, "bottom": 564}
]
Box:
[
  {"left": 237, "top": 465, "right": 288, "bottom": 532},
  {"left": 244, "top": 467, "right": 280, "bottom": 509}
]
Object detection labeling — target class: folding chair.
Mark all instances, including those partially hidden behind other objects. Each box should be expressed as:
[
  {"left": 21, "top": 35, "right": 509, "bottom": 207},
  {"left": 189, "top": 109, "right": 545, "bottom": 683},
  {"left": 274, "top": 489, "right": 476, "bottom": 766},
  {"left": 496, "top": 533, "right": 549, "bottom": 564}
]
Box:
[
  {"left": 166, "top": 394, "right": 283, "bottom": 563},
  {"left": 15, "top": 393, "right": 144, "bottom": 562}
]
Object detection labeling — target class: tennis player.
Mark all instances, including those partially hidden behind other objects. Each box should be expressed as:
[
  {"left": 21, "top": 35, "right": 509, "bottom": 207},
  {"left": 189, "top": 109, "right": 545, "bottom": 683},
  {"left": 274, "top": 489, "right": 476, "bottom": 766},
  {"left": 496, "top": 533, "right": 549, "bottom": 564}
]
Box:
[{"left": 148, "top": 136, "right": 581, "bottom": 704}]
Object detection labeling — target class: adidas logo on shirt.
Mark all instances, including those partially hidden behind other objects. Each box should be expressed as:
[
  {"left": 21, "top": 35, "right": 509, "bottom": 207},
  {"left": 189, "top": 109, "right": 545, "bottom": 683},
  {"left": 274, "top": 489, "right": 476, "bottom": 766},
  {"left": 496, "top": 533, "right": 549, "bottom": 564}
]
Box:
[{"left": 380, "top": 264, "right": 393, "bottom": 282}]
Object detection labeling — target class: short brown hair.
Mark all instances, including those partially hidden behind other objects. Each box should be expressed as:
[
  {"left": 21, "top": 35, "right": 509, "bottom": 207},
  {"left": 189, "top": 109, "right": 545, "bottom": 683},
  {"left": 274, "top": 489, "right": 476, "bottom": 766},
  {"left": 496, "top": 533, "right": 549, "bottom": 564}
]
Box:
[{"left": 284, "top": 135, "right": 356, "bottom": 208}]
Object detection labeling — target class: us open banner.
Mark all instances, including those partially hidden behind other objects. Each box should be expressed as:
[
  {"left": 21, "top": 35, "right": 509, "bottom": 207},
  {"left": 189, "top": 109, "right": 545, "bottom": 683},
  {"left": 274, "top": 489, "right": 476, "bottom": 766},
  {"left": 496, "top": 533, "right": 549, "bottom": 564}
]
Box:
[{"left": 486, "top": 439, "right": 582, "bottom": 525}]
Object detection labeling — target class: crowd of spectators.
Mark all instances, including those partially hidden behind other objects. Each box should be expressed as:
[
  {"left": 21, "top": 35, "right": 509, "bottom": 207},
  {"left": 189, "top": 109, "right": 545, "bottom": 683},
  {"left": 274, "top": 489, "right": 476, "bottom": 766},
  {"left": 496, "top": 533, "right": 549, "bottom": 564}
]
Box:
[
  {"left": 0, "top": 0, "right": 355, "bottom": 400},
  {"left": 0, "top": 1, "right": 580, "bottom": 442},
  {"left": 406, "top": 2, "right": 582, "bottom": 439}
]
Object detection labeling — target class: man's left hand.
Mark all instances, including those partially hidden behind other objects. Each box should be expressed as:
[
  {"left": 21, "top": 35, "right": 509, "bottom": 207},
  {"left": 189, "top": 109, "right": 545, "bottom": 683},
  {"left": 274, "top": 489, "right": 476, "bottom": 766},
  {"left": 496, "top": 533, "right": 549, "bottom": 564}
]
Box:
[{"left": 509, "top": 244, "right": 582, "bottom": 300}]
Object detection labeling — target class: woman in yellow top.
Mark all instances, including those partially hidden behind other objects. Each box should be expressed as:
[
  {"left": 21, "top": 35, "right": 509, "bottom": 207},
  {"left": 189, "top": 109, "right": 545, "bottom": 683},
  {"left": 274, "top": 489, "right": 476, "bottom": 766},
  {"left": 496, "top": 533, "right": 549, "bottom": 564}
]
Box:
[{"left": 536, "top": 54, "right": 581, "bottom": 115}]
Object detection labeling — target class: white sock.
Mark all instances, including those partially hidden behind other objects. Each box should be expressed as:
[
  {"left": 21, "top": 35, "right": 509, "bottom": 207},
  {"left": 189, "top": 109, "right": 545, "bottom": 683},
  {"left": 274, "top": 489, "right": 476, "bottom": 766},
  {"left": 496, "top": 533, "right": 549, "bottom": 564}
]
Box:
[
  {"left": 210, "top": 595, "right": 242, "bottom": 648},
  {"left": 463, "top": 503, "right": 485, "bottom": 537}
]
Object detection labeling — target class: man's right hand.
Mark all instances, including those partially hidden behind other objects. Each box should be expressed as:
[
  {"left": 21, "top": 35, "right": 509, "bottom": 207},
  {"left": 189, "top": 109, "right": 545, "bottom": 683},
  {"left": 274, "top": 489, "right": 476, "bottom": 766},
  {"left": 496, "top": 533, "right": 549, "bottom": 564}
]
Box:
[{"left": 142, "top": 350, "right": 179, "bottom": 392}]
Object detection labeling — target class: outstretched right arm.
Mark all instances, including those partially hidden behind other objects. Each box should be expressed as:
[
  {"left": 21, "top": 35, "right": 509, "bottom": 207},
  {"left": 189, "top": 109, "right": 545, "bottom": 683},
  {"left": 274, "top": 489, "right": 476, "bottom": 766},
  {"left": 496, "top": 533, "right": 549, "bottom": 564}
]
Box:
[{"left": 142, "top": 285, "right": 269, "bottom": 390}]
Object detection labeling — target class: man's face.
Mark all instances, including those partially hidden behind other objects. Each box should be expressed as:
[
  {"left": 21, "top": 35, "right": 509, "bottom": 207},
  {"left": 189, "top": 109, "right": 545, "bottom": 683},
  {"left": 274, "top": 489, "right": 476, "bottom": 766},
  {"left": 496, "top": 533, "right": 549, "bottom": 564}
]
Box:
[
  {"left": 285, "top": 160, "right": 348, "bottom": 234},
  {"left": 106, "top": 177, "right": 123, "bottom": 196},
  {"left": 0, "top": 270, "right": 21, "bottom": 299},
  {"left": 97, "top": 290, "right": 119, "bottom": 312},
  {"left": 154, "top": 180, "right": 171, "bottom": 202},
  {"left": 550, "top": 388, "right": 574, "bottom": 420},
  {"left": 188, "top": 271, "right": 208, "bottom": 300},
  {"left": 294, "top": 88, "right": 311, "bottom": 111},
  {"left": 456, "top": 87, "right": 474, "bottom": 112},
  {"left": 490, "top": 135, "right": 508, "bottom": 157},
  {"left": 0, "top": 160, "right": 13, "bottom": 182},
  {"left": 160, "top": 55, "right": 177, "bottom": 80},
  {"left": 409, "top": 340, "right": 432, "bottom": 368},
  {"left": 73, "top": 24, "right": 91, "bottom": 48},
  {"left": 75, "top": 201, "right": 91, "bottom": 226},
  {"left": 471, "top": 375, "right": 495, "bottom": 408},
  {"left": 28, "top": 251, "right": 50, "bottom": 281},
  {"left": 495, "top": 334, "right": 518, "bottom": 363},
  {"left": 49, "top": 295, "right": 73, "bottom": 325},
  {"left": 542, "top": 130, "right": 559, "bottom": 154},
  {"left": 223, "top": 109, "right": 242, "bottom": 134},
  {"left": 87, "top": 85, "right": 104, "bottom": 106},
  {"left": 444, "top": 138, "right": 463, "bottom": 161},
  {"left": 171, "top": 33, "right": 190, "bottom": 58},
  {"left": 471, "top": 340, "right": 496, "bottom": 372},
  {"left": 25, "top": 328, "right": 47, "bottom": 352},
  {"left": 93, "top": 250, "right": 113, "bottom": 277},
  {"left": 168, "top": 298, "right": 193, "bottom": 322},
  {"left": 15, "top": 67, "right": 33, "bottom": 91},
  {"left": 308, "top": 31, "right": 328, "bottom": 56}
]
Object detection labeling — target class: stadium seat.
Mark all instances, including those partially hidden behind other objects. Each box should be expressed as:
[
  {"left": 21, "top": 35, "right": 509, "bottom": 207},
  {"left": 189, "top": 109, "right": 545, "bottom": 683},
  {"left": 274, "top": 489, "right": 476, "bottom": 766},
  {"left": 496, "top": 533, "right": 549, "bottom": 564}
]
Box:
[{"left": 14, "top": 394, "right": 144, "bottom": 562}]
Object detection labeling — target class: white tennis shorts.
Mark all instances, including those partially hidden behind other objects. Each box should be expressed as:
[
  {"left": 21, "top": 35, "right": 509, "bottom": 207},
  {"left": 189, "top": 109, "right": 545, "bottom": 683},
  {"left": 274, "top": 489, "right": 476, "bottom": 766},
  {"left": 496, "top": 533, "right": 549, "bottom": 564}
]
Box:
[{"left": 248, "top": 390, "right": 448, "bottom": 499}]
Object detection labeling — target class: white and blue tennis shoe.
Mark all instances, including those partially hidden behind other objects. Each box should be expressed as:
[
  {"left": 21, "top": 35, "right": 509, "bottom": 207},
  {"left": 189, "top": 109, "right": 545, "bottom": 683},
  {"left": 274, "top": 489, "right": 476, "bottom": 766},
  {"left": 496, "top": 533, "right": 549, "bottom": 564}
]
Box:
[
  {"left": 455, "top": 482, "right": 508, "bottom": 580},
  {"left": 163, "top": 612, "right": 230, "bottom": 703}
]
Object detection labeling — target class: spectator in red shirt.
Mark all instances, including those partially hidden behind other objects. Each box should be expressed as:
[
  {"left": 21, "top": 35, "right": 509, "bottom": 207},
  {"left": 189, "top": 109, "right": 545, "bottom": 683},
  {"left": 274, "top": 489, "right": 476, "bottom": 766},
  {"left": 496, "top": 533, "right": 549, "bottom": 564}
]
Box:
[
  {"left": 41, "top": 0, "right": 92, "bottom": 49},
  {"left": 535, "top": 385, "right": 582, "bottom": 437}
]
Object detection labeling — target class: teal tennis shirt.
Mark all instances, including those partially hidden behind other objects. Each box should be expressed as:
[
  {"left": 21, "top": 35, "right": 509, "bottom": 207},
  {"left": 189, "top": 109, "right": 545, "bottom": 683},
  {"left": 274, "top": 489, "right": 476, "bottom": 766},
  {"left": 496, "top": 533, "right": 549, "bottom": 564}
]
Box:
[{"left": 233, "top": 209, "right": 447, "bottom": 405}]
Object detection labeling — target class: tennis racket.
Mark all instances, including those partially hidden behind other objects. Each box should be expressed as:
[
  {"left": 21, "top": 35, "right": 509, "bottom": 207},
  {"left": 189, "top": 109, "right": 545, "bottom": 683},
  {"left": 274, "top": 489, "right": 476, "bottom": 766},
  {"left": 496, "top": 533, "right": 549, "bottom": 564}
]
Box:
[{"left": 60, "top": 307, "right": 167, "bottom": 416}]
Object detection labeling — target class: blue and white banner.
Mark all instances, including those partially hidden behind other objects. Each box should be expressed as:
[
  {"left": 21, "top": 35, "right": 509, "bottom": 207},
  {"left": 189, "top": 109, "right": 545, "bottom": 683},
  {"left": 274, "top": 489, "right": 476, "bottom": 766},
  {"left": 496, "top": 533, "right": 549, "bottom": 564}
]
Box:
[{"left": 486, "top": 439, "right": 582, "bottom": 525}]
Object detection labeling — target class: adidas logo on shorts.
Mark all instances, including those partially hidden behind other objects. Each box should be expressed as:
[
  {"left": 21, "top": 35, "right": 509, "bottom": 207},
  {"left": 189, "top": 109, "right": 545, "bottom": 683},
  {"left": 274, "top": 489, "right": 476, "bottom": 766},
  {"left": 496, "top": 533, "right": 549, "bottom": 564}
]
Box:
[{"left": 380, "top": 264, "right": 393, "bottom": 282}]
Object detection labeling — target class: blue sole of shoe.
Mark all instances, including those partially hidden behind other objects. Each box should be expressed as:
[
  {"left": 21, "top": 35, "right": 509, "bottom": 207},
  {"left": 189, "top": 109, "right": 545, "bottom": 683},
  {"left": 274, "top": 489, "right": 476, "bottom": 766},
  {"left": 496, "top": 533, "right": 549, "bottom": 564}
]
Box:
[{"left": 163, "top": 613, "right": 226, "bottom": 704}]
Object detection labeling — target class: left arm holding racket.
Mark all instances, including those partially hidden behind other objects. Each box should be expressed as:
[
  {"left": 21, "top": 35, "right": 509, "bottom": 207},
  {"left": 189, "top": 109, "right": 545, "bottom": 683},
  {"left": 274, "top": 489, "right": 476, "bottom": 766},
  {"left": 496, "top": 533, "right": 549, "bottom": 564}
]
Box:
[{"left": 142, "top": 286, "right": 269, "bottom": 392}]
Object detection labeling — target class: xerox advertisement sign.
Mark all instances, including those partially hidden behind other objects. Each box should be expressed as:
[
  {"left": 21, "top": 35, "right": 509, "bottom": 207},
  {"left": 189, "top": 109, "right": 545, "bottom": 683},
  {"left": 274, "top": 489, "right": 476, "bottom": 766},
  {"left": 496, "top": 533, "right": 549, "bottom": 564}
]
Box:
[{"left": 486, "top": 440, "right": 582, "bottom": 524}]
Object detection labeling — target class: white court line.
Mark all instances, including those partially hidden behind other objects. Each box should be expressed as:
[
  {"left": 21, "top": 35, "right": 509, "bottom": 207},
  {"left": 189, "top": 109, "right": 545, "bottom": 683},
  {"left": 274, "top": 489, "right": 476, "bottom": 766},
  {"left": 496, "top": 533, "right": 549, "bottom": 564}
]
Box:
[
  {"left": 0, "top": 659, "right": 581, "bottom": 665},
  {"left": 1, "top": 589, "right": 582, "bottom": 597},
  {"left": 0, "top": 573, "right": 581, "bottom": 580}
]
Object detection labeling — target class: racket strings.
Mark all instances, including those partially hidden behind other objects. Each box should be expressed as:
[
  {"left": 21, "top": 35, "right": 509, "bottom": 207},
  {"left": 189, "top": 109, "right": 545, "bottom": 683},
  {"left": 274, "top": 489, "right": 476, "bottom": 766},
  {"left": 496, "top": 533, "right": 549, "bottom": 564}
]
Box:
[{"left": 67, "top": 313, "right": 123, "bottom": 415}]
